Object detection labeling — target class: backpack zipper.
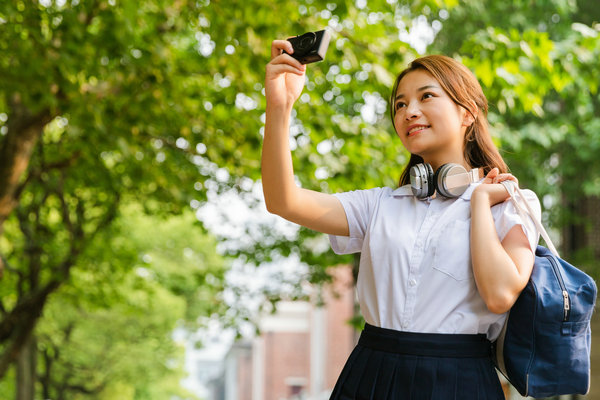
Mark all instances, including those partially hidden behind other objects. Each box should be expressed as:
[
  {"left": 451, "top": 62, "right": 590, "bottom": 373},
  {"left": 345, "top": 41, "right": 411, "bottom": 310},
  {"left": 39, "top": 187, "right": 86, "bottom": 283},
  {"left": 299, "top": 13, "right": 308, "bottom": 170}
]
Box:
[{"left": 545, "top": 254, "right": 571, "bottom": 321}]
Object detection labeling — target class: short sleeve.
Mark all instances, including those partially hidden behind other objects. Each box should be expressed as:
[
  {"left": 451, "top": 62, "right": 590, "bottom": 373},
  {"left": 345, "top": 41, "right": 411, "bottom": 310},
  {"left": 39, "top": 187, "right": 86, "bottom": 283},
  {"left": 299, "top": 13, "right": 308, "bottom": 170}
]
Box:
[
  {"left": 328, "top": 188, "right": 385, "bottom": 255},
  {"left": 491, "top": 188, "right": 541, "bottom": 253}
]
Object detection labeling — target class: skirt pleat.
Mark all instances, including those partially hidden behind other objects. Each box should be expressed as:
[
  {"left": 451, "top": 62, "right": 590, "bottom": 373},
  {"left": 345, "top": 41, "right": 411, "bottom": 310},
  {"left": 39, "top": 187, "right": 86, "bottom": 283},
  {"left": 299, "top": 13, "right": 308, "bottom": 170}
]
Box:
[
  {"left": 475, "top": 358, "right": 486, "bottom": 400},
  {"left": 330, "top": 324, "right": 504, "bottom": 400},
  {"left": 411, "top": 356, "right": 436, "bottom": 400},
  {"left": 371, "top": 351, "right": 399, "bottom": 398},
  {"left": 430, "top": 357, "right": 457, "bottom": 399},
  {"left": 381, "top": 354, "right": 406, "bottom": 398},
  {"left": 332, "top": 345, "right": 368, "bottom": 399},
  {"left": 356, "top": 348, "right": 384, "bottom": 399}
]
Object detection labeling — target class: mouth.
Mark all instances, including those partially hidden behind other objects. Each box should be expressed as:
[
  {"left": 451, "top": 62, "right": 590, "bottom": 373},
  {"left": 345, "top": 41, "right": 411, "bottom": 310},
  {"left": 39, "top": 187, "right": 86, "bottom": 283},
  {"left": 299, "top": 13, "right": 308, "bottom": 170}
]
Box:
[{"left": 407, "top": 124, "right": 430, "bottom": 137}]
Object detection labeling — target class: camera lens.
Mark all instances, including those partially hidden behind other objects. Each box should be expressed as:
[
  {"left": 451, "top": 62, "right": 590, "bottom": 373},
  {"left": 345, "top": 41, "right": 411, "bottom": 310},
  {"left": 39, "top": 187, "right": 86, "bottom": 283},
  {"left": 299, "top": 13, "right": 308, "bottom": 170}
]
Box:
[{"left": 297, "top": 32, "right": 316, "bottom": 51}]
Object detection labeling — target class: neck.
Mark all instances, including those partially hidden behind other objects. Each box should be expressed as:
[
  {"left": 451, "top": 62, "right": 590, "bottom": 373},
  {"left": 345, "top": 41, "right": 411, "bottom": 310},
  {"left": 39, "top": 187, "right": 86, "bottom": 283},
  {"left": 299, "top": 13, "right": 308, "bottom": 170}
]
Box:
[{"left": 423, "top": 156, "right": 471, "bottom": 172}]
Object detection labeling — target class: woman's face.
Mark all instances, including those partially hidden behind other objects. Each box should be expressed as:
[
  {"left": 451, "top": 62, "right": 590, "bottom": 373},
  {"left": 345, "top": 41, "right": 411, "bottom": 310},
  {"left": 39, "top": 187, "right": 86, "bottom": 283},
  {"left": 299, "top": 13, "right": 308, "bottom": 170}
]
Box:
[{"left": 393, "top": 69, "right": 472, "bottom": 168}]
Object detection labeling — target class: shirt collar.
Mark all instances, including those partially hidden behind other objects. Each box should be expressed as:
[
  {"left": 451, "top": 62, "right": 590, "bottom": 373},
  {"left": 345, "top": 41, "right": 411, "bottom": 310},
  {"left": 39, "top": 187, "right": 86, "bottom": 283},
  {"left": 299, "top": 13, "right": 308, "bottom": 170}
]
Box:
[
  {"left": 392, "top": 180, "right": 483, "bottom": 200},
  {"left": 391, "top": 185, "right": 414, "bottom": 197}
]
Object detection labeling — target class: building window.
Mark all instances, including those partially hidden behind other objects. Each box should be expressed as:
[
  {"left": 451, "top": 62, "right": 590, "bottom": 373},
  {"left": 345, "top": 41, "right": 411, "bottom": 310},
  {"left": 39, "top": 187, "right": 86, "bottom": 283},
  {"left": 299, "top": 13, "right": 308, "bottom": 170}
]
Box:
[
  {"left": 290, "top": 384, "right": 303, "bottom": 395},
  {"left": 285, "top": 377, "right": 307, "bottom": 400}
]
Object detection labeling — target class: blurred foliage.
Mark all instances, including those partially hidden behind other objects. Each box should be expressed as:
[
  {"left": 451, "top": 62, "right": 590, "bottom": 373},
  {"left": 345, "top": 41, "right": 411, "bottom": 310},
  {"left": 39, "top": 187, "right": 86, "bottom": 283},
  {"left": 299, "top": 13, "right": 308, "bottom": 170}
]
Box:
[
  {"left": 33, "top": 207, "right": 224, "bottom": 400},
  {"left": 0, "top": 206, "right": 224, "bottom": 399},
  {"left": 0, "top": 0, "right": 599, "bottom": 396}
]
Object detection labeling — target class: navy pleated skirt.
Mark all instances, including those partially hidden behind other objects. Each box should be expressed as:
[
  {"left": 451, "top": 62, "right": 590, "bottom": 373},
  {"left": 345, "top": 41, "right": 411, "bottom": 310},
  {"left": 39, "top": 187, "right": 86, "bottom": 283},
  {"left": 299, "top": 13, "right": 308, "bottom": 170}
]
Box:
[{"left": 330, "top": 324, "right": 504, "bottom": 400}]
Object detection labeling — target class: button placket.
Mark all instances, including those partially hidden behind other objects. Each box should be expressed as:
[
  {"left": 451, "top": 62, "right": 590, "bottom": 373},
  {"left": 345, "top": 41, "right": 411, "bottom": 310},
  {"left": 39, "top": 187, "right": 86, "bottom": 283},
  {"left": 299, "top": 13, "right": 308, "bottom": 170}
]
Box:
[{"left": 402, "top": 201, "right": 438, "bottom": 330}]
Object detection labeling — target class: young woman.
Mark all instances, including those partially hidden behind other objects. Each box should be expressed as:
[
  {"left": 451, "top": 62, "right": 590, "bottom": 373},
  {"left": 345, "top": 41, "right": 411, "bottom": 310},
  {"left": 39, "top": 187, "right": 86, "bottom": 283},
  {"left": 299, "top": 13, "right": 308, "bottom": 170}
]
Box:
[{"left": 262, "top": 40, "right": 540, "bottom": 399}]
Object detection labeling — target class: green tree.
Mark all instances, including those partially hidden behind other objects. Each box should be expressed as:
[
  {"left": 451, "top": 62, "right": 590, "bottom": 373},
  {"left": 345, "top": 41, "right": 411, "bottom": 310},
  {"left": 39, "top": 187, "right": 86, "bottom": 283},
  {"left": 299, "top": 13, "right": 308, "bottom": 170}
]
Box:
[
  {"left": 0, "top": 0, "right": 232, "bottom": 393},
  {"left": 0, "top": 206, "right": 225, "bottom": 399}
]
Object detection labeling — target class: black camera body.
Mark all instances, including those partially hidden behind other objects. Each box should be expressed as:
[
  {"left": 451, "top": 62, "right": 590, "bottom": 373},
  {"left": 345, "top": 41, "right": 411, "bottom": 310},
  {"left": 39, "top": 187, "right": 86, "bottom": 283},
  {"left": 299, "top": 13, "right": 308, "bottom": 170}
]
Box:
[{"left": 286, "top": 29, "right": 331, "bottom": 64}]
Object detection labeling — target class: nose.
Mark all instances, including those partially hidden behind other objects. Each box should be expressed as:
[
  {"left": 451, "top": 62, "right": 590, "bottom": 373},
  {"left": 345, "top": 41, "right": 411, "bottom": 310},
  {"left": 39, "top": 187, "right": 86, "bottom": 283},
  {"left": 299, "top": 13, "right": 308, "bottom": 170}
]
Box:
[{"left": 404, "top": 100, "right": 421, "bottom": 120}]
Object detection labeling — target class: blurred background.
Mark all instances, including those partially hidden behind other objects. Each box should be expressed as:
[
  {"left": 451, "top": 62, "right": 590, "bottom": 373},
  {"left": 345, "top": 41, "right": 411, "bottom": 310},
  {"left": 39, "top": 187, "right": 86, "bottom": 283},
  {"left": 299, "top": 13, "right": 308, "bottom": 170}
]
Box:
[{"left": 0, "top": 0, "right": 598, "bottom": 399}]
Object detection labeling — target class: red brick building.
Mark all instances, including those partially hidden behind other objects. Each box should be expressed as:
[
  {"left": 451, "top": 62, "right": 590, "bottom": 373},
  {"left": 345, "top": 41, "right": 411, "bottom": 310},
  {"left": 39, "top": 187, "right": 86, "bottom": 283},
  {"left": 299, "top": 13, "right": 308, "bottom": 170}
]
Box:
[{"left": 219, "top": 266, "right": 357, "bottom": 400}]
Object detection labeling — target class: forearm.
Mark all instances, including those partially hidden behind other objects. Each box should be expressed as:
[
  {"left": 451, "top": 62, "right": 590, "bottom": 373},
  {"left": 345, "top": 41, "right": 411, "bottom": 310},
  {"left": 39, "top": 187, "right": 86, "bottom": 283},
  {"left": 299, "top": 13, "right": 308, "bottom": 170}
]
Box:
[
  {"left": 260, "top": 40, "right": 349, "bottom": 233},
  {"left": 470, "top": 192, "right": 529, "bottom": 313},
  {"left": 261, "top": 103, "right": 298, "bottom": 215}
]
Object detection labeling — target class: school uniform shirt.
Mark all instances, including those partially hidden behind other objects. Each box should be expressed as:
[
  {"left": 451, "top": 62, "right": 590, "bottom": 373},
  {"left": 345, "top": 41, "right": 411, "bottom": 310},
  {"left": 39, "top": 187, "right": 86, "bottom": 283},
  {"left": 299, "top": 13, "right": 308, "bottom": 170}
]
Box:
[{"left": 329, "top": 181, "right": 541, "bottom": 341}]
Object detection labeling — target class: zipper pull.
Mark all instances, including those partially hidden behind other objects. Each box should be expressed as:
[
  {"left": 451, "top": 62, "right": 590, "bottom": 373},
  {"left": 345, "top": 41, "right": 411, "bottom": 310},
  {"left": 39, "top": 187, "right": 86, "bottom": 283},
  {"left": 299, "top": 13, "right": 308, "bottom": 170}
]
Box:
[{"left": 563, "top": 290, "right": 570, "bottom": 320}]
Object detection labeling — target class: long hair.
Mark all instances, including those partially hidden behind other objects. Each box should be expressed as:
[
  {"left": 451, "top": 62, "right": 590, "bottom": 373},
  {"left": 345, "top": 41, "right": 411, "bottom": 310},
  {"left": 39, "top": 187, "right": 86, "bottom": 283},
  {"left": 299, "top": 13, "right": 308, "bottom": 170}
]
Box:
[{"left": 389, "top": 55, "right": 507, "bottom": 186}]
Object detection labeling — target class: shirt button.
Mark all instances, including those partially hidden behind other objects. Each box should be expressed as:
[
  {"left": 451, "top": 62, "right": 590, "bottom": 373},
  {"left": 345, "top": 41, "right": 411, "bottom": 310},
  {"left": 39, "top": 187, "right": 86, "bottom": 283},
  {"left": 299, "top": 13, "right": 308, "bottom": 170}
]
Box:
[{"left": 409, "top": 279, "right": 417, "bottom": 287}]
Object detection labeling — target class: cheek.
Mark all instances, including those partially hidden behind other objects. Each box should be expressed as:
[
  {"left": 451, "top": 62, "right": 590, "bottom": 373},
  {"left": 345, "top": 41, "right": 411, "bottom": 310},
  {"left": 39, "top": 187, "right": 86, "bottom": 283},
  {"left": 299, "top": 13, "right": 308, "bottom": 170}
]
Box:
[
  {"left": 443, "top": 106, "right": 464, "bottom": 126},
  {"left": 395, "top": 128, "right": 409, "bottom": 148},
  {"left": 393, "top": 114, "right": 404, "bottom": 135}
]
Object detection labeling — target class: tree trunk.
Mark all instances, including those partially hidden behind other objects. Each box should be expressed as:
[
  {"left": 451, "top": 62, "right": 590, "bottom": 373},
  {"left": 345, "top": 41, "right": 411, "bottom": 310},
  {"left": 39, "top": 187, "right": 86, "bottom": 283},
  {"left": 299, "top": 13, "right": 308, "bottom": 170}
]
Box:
[
  {"left": 561, "top": 194, "right": 600, "bottom": 400},
  {"left": 39, "top": 345, "right": 53, "bottom": 400},
  {"left": 0, "top": 280, "right": 60, "bottom": 379},
  {"left": 0, "top": 96, "right": 51, "bottom": 279},
  {"left": 16, "top": 334, "right": 36, "bottom": 400},
  {"left": 0, "top": 109, "right": 49, "bottom": 231},
  {"left": 561, "top": 195, "right": 600, "bottom": 263}
]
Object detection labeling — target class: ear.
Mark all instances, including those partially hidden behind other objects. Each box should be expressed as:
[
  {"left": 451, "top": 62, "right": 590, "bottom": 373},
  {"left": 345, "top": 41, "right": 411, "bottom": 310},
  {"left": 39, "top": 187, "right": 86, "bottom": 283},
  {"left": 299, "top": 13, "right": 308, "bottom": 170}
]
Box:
[{"left": 461, "top": 101, "right": 477, "bottom": 127}]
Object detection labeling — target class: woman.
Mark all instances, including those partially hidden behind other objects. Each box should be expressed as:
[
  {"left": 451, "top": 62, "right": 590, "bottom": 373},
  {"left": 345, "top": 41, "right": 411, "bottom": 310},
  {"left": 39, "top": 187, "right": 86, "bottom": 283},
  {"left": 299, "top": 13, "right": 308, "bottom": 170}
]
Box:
[{"left": 262, "top": 40, "right": 540, "bottom": 399}]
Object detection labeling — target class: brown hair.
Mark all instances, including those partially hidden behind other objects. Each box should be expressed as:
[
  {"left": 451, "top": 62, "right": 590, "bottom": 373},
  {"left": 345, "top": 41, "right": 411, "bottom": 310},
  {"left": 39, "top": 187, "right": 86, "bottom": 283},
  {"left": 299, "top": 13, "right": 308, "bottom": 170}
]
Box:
[{"left": 389, "top": 55, "right": 507, "bottom": 186}]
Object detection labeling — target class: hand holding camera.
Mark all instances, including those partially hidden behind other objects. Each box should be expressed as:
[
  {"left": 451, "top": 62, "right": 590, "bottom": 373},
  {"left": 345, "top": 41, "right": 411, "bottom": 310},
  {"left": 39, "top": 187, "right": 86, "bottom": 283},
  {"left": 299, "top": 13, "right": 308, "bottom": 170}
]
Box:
[
  {"left": 265, "top": 29, "right": 329, "bottom": 110},
  {"left": 285, "top": 29, "right": 331, "bottom": 64}
]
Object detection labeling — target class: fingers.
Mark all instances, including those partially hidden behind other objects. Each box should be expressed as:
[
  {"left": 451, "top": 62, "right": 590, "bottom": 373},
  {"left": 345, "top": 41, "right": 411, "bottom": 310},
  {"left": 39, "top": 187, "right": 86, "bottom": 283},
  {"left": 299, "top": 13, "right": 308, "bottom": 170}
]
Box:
[
  {"left": 483, "top": 168, "right": 518, "bottom": 185},
  {"left": 271, "top": 39, "right": 294, "bottom": 59},
  {"left": 485, "top": 167, "right": 499, "bottom": 180},
  {"left": 271, "top": 40, "right": 306, "bottom": 70},
  {"left": 481, "top": 167, "right": 498, "bottom": 184},
  {"left": 267, "top": 61, "right": 305, "bottom": 76},
  {"left": 268, "top": 40, "right": 305, "bottom": 76},
  {"left": 492, "top": 173, "right": 518, "bottom": 184}
]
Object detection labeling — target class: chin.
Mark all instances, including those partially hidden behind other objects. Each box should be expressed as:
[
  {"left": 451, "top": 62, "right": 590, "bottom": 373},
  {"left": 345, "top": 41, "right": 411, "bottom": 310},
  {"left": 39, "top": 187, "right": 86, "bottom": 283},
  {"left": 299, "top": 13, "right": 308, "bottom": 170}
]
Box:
[{"left": 404, "top": 144, "right": 428, "bottom": 157}]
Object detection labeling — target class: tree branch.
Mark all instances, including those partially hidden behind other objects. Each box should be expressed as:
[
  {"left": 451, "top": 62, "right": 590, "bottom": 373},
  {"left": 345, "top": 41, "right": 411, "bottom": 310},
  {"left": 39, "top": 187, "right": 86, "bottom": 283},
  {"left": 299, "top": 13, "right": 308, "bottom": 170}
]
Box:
[
  {"left": 14, "top": 150, "right": 82, "bottom": 205},
  {"left": 0, "top": 95, "right": 53, "bottom": 236}
]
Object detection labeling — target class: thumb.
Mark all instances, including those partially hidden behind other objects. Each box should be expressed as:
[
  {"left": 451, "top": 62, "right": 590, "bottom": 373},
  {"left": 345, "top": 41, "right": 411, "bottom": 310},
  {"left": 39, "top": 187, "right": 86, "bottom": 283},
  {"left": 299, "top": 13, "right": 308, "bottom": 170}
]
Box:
[
  {"left": 486, "top": 167, "right": 499, "bottom": 179},
  {"left": 483, "top": 167, "right": 498, "bottom": 183}
]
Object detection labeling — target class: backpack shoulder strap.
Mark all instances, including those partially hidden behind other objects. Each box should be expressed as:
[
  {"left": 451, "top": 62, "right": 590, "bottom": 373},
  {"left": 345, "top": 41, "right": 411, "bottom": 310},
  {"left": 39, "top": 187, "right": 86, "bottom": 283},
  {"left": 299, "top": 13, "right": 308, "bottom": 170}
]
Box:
[{"left": 500, "top": 180, "right": 559, "bottom": 257}]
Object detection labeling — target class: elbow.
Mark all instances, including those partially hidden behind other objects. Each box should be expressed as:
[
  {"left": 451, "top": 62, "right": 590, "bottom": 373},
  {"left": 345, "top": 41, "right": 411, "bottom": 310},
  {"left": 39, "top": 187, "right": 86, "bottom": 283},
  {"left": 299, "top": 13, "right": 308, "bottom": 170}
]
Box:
[
  {"left": 484, "top": 292, "right": 516, "bottom": 315},
  {"left": 264, "top": 198, "right": 290, "bottom": 218},
  {"left": 482, "top": 276, "right": 529, "bottom": 314},
  {"left": 263, "top": 189, "right": 283, "bottom": 216},
  {"left": 263, "top": 188, "right": 296, "bottom": 218},
  {"left": 265, "top": 200, "right": 282, "bottom": 216},
  {"left": 486, "top": 300, "right": 511, "bottom": 315}
]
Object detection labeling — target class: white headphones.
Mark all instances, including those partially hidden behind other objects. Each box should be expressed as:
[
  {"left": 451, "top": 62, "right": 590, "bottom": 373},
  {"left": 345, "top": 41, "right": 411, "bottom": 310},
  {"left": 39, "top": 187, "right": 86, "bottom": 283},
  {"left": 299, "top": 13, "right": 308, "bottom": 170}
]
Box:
[{"left": 410, "top": 163, "right": 480, "bottom": 199}]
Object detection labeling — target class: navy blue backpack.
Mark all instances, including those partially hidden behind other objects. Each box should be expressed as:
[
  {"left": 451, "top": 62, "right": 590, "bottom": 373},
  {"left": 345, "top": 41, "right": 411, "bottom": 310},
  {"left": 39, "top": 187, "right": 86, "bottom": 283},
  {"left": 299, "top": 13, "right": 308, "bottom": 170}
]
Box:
[{"left": 494, "top": 182, "right": 597, "bottom": 397}]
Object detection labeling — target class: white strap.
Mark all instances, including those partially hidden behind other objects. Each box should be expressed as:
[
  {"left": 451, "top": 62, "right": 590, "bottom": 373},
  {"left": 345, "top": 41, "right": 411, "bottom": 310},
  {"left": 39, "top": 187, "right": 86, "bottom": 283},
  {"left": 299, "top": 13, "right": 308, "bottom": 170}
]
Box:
[
  {"left": 495, "top": 310, "right": 509, "bottom": 376},
  {"left": 500, "top": 181, "right": 559, "bottom": 258}
]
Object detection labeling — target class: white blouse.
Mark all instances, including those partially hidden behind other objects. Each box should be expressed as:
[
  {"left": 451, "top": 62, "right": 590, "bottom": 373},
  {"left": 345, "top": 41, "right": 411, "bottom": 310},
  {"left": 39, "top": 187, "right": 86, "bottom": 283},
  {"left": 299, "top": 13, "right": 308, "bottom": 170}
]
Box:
[{"left": 329, "top": 181, "right": 541, "bottom": 340}]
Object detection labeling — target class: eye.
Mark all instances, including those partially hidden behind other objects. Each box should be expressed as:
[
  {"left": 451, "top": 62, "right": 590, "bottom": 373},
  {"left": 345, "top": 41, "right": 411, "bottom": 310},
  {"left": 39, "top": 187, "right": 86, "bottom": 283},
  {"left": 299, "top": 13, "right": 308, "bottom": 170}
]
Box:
[
  {"left": 395, "top": 101, "right": 406, "bottom": 110},
  {"left": 422, "top": 92, "right": 435, "bottom": 100}
]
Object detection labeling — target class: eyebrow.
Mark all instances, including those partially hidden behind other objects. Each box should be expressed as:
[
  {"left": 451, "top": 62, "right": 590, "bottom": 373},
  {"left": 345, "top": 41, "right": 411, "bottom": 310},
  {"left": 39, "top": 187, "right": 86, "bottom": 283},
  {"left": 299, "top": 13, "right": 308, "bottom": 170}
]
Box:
[{"left": 395, "top": 84, "right": 439, "bottom": 101}]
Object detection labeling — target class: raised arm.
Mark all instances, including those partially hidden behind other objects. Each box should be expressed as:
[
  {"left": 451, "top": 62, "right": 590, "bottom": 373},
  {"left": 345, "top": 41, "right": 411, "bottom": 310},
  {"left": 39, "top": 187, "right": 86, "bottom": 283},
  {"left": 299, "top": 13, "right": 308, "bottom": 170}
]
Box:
[
  {"left": 470, "top": 169, "right": 535, "bottom": 314},
  {"left": 262, "top": 40, "right": 348, "bottom": 236}
]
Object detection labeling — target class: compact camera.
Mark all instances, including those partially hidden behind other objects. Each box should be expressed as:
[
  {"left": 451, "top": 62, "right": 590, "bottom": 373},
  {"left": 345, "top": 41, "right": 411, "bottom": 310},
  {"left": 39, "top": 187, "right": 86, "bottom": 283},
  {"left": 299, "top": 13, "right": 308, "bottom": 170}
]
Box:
[{"left": 286, "top": 29, "right": 331, "bottom": 64}]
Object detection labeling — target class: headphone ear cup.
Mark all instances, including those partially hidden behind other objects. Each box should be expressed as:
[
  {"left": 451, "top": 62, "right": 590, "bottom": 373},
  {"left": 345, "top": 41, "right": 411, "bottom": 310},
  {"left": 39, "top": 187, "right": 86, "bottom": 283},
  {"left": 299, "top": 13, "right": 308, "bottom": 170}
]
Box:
[
  {"left": 425, "top": 163, "right": 435, "bottom": 197},
  {"left": 436, "top": 163, "right": 469, "bottom": 198},
  {"left": 410, "top": 163, "right": 435, "bottom": 198},
  {"left": 434, "top": 163, "right": 450, "bottom": 198}
]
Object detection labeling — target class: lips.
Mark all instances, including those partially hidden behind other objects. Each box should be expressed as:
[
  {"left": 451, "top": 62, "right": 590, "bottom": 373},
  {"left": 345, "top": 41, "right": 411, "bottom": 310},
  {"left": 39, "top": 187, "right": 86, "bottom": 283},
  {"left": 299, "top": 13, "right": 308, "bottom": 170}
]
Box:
[{"left": 406, "top": 124, "right": 430, "bottom": 137}]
